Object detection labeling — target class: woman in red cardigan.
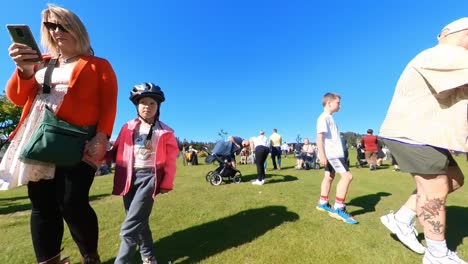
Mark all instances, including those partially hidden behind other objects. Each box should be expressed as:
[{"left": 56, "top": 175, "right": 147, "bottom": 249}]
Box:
[{"left": 1, "top": 4, "right": 117, "bottom": 264}]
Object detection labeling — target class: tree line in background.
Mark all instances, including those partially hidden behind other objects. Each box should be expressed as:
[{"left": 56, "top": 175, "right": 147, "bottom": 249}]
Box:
[{"left": 0, "top": 93, "right": 21, "bottom": 142}]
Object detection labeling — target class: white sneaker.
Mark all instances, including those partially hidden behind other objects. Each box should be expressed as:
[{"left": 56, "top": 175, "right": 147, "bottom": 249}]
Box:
[
  {"left": 142, "top": 256, "right": 158, "bottom": 264},
  {"left": 251, "top": 179, "right": 265, "bottom": 185},
  {"left": 380, "top": 211, "right": 426, "bottom": 254},
  {"left": 423, "top": 250, "right": 467, "bottom": 264}
]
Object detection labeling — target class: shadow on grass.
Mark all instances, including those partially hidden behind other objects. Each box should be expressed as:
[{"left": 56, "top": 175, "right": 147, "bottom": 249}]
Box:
[
  {"left": 347, "top": 192, "right": 391, "bottom": 216},
  {"left": 0, "top": 195, "right": 30, "bottom": 214},
  {"left": 103, "top": 206, "right": 299, "bottom": 264},
  {"left": 446, "top": 206, "right": 468, "bottom": 250},
  {"left": 240, "top": 173, "right": 298, "bottom": 184},
  {"left": 0, "top": 193, "right": 110, "bottom": 215},
  {"left": 267, "top": 175, "right": 298, "bottom": 184}
]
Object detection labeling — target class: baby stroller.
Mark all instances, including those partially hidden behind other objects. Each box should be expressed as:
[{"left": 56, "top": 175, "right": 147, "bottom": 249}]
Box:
[
  {"left": 204, "top": 141, "right": 242, "bottom": 186},
  {"left": 355, "top": 145, "right": 368, "bottom": 168}
]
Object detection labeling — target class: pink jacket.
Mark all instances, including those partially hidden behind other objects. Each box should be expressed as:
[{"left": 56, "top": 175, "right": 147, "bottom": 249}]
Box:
[{"left": 108, "top": 118, "right": 179, "bottom": 197}]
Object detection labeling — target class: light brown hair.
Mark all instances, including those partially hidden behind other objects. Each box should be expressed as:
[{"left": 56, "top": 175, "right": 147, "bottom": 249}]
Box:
[{"left": 322, "top": 92, "right": 341, "bottom": 107}]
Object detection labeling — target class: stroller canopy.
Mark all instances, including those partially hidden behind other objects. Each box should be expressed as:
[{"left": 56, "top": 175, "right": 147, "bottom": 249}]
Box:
[{"left": 205, "top": 140, "right": 241, "bottom": 163}]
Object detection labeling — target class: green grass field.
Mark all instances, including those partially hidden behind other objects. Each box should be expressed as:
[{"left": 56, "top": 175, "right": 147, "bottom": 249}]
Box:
[{"left": 0, "top": 153, "right": 467, "bottom": 264}]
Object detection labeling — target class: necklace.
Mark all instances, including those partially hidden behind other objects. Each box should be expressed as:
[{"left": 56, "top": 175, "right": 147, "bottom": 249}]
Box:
[{"left": 60, "top": 54, "right": 81, "bottom": 64}]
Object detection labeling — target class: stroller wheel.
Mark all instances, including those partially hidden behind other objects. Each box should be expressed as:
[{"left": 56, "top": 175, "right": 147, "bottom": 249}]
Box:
[
  {"left": 231, "top": 171, "right": 242, "bottom": 184},
  {"left": 210, "top": 173, "right": 222, "bottom": 186},
  {"left": 355, "top": 162, "right": 360, "bottom": 168},
  {"left": 205, "top": 171, "right": 214, "bottom": 182},
  {"left": 314, "top": 163, "right": 321, "bottom": 170}
]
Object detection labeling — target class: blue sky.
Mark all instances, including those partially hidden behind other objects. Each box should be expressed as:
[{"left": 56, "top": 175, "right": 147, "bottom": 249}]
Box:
[{"left": 1, "top": 0, "right": 468, "bottom": 144}]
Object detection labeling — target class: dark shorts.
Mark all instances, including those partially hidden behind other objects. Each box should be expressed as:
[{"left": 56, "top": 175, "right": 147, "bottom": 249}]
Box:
[
  {"left": 382, "top": 139, "right": 458, "bottom": 175},
  {"left": 324, "top": 157, "right": 349, "bottom": 174}
]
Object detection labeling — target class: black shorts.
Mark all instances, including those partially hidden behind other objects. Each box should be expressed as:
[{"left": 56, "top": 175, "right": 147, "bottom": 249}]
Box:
[
  {"left": 324, "top": 157, "right": 349, "bottom": 174},
  {"left": 383, "top": 139, "right": 458, "bottom": 175}
]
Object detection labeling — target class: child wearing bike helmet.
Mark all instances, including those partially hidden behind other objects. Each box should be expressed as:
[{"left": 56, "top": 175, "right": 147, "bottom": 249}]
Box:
[{"left": 107, "top": 82, "right": 179, "bottom": 264}]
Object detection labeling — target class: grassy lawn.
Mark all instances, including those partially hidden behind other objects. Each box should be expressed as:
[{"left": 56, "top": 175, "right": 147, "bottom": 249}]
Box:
[{"left": 0, "top": 153, "right": 467, "bottom": 264}]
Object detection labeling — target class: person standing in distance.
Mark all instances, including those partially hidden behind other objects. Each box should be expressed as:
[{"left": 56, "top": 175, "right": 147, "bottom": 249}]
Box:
[
  {"left": 250, "top": 130, "right": 270, "bottom": 185},
  {"left": 361, "top": 129, "right": 378, "bottom": 171},
  {"left": 269, "top": 128, "right": 282, "bottom": 170}
]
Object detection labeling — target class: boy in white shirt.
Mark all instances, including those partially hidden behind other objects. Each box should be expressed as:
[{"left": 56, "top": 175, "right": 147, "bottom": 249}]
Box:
[{"left": 315, "top": 93, "right": 358, "bottom": 225}]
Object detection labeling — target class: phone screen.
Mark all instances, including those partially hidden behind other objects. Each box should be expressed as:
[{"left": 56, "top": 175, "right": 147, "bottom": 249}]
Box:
[{"left": 6, "top": 24, "right": 43, "bottom": 62}]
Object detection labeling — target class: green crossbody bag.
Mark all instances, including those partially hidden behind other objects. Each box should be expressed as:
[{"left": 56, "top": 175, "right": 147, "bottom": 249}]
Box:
[{"left": 20, "top": 57, "right": 96, "bottom": 167}]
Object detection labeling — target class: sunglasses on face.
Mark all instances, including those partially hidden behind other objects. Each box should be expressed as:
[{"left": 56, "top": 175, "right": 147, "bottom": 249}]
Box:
[{"left": 43, "top": 22, "right": 68, "bottom": 33}]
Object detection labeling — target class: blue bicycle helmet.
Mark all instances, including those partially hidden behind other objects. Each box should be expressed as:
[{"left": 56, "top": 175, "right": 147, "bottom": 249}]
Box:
[{"left": 130, "top": 82, "right": 165, "bottom": 105}]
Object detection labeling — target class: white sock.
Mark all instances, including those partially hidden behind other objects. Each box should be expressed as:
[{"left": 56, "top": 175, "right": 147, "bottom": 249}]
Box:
[
  {"left": 333, "top": 202, "right": 345, "bottom": 209},
  {"left": 395, "top": 205, "right": 416, "bottom": 225},
  {"left": 318, "top": 200, "right": 327, "bottom": 205},
  {"left": 425, "top": 237, "right": 448, "bottom": 257}
]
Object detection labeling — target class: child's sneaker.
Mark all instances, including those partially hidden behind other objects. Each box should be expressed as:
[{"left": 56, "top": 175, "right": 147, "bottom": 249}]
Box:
[
  {"left": 329, "top": 206, "right": 358, "bottom": 224},
  {"left": 316, "top": 203, "right": 332, "bottom": 213},
  {"left": 423, "top": 250, "right": 466, "bottom": 264}
]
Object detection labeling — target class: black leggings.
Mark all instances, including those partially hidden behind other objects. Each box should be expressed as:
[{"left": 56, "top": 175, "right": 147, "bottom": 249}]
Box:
[
  {"left": 255, "top": 146, "right": 270, "bottom": 181},
  {"left": 28, "top": 162, "right": 98, "bottom": 262}
]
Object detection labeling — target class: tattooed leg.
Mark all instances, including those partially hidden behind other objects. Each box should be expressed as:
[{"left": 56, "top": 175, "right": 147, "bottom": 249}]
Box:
[
  {"left": 417, "top": 195, "right": 446, "bottom": 235},
  {"left": 414, "top": 174, "right": 449, "bottom": 241}
]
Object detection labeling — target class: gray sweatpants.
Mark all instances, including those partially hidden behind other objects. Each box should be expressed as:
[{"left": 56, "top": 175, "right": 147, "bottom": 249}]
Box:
[{"left": 114, "top": 169, "right": 156, "bottom": 264}]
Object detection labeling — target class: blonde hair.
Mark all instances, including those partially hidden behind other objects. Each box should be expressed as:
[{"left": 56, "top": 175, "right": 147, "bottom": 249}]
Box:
[
  {"left": 41, "top": 4, "right": 93, "bottom": 57},
  {"left": 322, "top": 92, "right": 341, "bottom": 106}
]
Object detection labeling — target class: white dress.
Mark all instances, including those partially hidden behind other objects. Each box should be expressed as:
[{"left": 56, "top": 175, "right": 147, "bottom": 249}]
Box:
[{"left": 0, "top": 67, "right": 73, "bottom": 190}]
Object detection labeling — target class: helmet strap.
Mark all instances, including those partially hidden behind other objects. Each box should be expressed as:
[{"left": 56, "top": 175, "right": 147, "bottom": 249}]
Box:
[
  {"left": 137, "top": 113, "right": 157, "bottom": 146},
  {"left": 136, "top": 104, "right": 160, "bottom": 145}
]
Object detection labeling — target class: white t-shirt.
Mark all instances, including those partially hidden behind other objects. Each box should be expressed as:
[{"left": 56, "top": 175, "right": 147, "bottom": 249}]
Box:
[
  {"left": 133, "top": 123, "right": 160, "bottom": 169},
  {"left": 251, "top": 135, "right": 269, "bottom": 148},
  {"left": 316, "top": 112, "right": 344, "bottom": 159}
]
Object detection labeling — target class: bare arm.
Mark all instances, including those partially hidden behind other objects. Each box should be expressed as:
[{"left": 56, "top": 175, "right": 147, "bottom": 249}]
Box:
[
  {"left": 316, "top": 133, "right": 327, "bottom": 166},
  {"left": 228, "top": 136, "right": 240, "bottom": 148},
  {"left": 249, "top": 138, "right": 255, "bottom": 153}
]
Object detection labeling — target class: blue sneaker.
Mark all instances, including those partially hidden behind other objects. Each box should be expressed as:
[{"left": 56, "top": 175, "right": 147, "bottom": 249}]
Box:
[
  {"left": 316, "top": 203, "right": 332, "bottom": 212},
  {"left": 329, "top": 206, "right": 358, "bottom": 224}
]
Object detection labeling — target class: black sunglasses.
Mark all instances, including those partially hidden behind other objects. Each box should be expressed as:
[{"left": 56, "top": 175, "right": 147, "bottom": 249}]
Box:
[{"left": 43, "top": 22, "right": 68, "bottom": 33}]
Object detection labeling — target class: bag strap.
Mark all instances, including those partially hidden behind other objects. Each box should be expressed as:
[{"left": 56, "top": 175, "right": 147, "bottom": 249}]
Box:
[
  {"left": 0, "top": 139, "right": 8, "bottom": 151},
  {"left": 0, "top": 58, "right": 59, "bottom": 151},
  {"left": 42, "top": 57, "right": 59, "bottom": 94}
]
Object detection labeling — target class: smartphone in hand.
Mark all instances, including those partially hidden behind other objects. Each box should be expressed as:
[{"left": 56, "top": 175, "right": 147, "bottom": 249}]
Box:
[{"left": 6, "top": 24, "right": 43, "bottom": 62}]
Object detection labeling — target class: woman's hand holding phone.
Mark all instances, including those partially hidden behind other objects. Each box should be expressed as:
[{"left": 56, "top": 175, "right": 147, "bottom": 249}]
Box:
[
  {"left": 8, "top": 42, "right": 39, "bottom": 79},
  {"left": 6, "top": 24, "right": 43, "bottom": 79}
]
